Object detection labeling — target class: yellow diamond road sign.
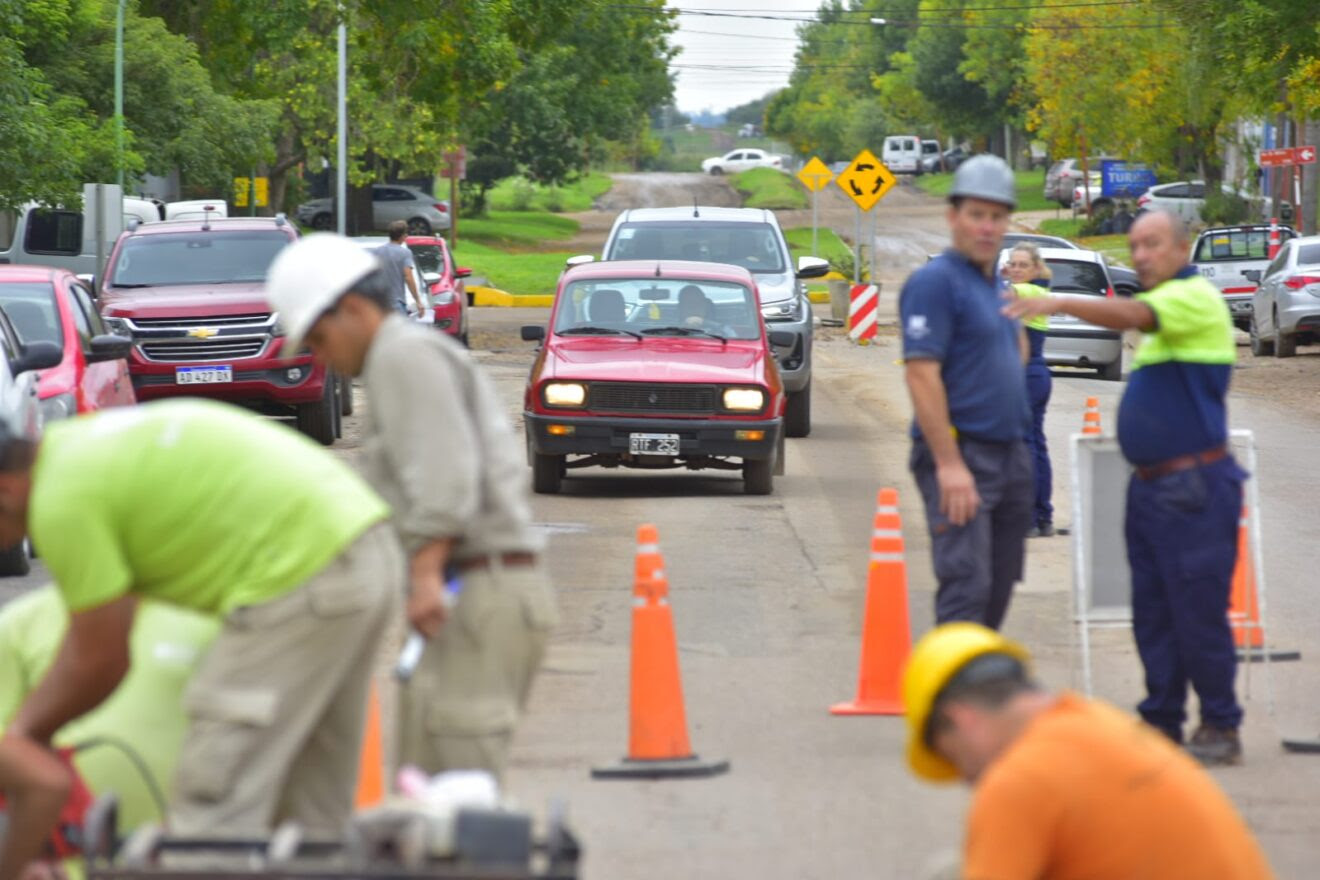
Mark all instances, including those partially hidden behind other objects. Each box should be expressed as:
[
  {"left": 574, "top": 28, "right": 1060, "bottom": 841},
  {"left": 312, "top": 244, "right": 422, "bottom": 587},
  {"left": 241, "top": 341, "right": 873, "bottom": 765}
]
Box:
[
  {"left": 835, "top": 148, "right": 896, "bottom": 212},
  {"left": 797, "top": 156, "right": 834, "bottom": 193}
]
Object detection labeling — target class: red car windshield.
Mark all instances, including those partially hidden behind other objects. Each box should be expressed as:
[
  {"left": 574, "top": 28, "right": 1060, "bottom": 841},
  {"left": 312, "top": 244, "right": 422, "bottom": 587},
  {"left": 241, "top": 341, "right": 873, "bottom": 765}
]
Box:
[
  {"left": 111, "top": 231, "right": 290, "bottom": 287},
  {"left": 0, "top": 281, "right": 64, "bottom": 347},
  {"left": 554, "top": 278, "right": 761, "bottom": 340}
]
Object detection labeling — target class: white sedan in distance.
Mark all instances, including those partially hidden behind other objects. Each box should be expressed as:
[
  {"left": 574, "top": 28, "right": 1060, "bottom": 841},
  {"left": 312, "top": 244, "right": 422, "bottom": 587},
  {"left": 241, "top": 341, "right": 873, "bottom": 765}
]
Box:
[{"left": 701, "top": 149, "right": 783, "bottom": 176}]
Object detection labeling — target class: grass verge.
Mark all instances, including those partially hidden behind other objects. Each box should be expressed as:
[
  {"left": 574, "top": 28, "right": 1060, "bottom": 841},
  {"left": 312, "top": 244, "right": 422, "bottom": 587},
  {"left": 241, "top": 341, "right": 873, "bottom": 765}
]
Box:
[
  {"left": 1077, "top": 234, "right": 1130, "bottom": 265},
  {"left": 487, "top": 172, "right": 613, "bottom": 213},
  {"left": 459, "top": 211, "right": 579, "bottom": 248},
  {"left": 784, "top": 226, "right": 852, "bottom": 272},
  {"left": 1037, "top": 218, "right": 1084, "bottom": 239},
  {"left": 730, "top": 167, "right": 809, "bottom": 210},
  {"left": 916, "top": 167, "right": 1055, "bottom": 212},
  {"left": 451, "top": 240, "right": 569, "bottom": 297}
]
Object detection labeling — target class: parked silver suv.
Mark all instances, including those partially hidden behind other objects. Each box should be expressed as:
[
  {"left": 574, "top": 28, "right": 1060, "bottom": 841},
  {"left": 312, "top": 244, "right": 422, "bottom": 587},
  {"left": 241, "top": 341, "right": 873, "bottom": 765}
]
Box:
[
  {"left": 1248, "top": 235, "right": 1320, "bottom": 358},
  {"left": 1192, "top": 224, "right": 1296, "bottom": 331},
  {"left": 594, "top": 207, "right": 828, "bottom": 436}
]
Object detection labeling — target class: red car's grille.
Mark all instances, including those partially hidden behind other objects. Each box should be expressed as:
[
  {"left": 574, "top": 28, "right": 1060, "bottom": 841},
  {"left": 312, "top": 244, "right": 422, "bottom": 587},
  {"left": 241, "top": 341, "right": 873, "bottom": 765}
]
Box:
[
  {"left": 130, "top": 313, "right": 271, "bottom": 328},
  {"left": 140, "top": 338, "right": 267, "bottom": 362},
  {"left": 588, "top": 383, "right": 716, "bottom": 415}
]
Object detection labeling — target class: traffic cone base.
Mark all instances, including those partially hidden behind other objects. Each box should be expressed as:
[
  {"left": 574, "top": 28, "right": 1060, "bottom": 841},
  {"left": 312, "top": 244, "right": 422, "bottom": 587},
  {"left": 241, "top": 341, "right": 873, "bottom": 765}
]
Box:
[
  {"left": 592, "top": 755, "right": 731, "bottom": 780},
  {"left": 1227, "top": 506, "right": 1300, "bottom": 663},
  {"left": 1237, "top": 646, "right": 1302, "bottom": 664},
  {"left": 1281, "top": 736, "right": 1320, "bottom": 754},
  {"left": 830, "top": 697, "right": 904, "bottom": 716}
]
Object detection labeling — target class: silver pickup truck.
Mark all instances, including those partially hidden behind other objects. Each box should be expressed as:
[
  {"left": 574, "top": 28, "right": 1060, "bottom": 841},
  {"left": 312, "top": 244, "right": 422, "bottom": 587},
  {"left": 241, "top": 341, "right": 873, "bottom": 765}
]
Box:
[{"left": 1192, "top": 224, "right": 1297, "bottom": 330}]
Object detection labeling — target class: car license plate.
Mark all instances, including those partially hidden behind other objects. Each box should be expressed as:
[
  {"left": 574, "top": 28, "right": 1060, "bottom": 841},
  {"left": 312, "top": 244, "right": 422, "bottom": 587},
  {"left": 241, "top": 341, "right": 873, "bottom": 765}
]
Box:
[
  {"left": 629, "top": 433, "right": 679, "bottom": 455},
  {"left": 175, "top": 366, "right": 233, "bottom": 385}
]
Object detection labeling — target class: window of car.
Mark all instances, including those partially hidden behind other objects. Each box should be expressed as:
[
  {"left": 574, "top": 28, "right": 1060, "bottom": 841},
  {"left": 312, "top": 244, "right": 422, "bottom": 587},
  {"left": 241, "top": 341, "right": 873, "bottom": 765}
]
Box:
[
  {"left": 110, "top": 230, "right": 291, "bottom": 287},
  {"left": 1196, "top": 229, "right": 1275, "bottom": 262},
  {"left": 0, "top": 282, "right": 64, "bottom": 348},
  {"left": 554, "top": 278, "right": 761, "bottom": 340},
  {"left": 70, "top": 281, "right": 108, "bottom": 338},
  {"left": 746, "top": 150, "right": 763, "bottom": 159},
  {"left": 374, "top": 188, "right": 410, "bottom": 201},
  {"left": 1186, "top": 183, "right": 1206, "bottom": 199},
  {"left": 1045, "top": 259, "right": 1109, "bottom": 296},
  {"left": 1155, "top": 184, "right": 1190, "bottom": 198},
  {"left": 25, "top": 209, "right": 83, "bottom": 256},
  {"left": 1262, "top": 244, "right": 1291, "bottom": 279},
  {"left": 408, "top": 242, "right": 450, "bottom": 277},
  {"left": 1296, "top": 243, "right": 1320, "bottom": 266},
  {"left": 607, "top": 221, "right": 786, "bottom": 274}
]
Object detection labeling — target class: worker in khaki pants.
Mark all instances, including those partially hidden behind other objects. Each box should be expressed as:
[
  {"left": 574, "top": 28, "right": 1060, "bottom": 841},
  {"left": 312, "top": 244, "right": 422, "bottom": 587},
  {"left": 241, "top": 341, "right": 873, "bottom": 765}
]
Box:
[
  {"left": 268, "top": 235, "right": 556, "bottom": 780},
  {"left": 0, "top": 400, "right": 399, "bottom": 855}
]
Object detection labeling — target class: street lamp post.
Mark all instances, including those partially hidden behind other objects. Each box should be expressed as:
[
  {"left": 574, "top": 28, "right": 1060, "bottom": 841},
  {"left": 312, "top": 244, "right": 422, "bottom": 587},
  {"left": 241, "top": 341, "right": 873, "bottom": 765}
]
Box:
[
  {"left": 115, "top": 0, "right": 125, "bottom": 188},
  {"left": 337, "top": 12, "right": 347, "bottom": 235}
]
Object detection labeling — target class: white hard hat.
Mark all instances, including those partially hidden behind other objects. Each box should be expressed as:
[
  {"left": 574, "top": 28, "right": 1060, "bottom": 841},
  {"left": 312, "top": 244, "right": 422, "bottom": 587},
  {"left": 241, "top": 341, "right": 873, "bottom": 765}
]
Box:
[{"left": 266, "top": 233, "right": 380, "bottom": 355}]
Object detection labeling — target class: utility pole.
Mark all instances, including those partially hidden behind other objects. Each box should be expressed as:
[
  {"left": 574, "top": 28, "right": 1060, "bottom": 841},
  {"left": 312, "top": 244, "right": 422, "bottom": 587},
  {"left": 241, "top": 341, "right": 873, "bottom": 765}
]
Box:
[
  {"left": 115, "top": 0, "right": 125, "bottom": 188},
  {"left": 336, "top": 11, "right": 348, "bottom": 236}
]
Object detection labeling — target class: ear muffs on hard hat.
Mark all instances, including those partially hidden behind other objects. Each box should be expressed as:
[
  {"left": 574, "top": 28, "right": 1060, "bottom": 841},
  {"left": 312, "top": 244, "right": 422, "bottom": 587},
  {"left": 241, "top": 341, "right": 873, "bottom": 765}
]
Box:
[
  {"left": 265, "top": 233, "right": 381, "bottom": 355},
  {"left": 947, "top": 155, "right": 1017, "bottom": 210},
  {"left": 902, "top": 622, "right": 1031, "bottom": 783}
]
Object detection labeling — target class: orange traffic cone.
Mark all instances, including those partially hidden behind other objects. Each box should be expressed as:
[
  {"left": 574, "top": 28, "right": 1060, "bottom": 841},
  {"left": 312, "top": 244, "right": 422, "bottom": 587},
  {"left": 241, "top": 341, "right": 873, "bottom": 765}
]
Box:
[
  {"left": 593, "top": 525, "right": 730, "bottom": 779},
  {"left": 355, "top": 682, "right": 386, "bottom": 808},
  {"left": 832, "top": 488, "right": 912, "bottom": 715},
  {"left": 1082, "top": 397, "right": 1102, "bottom": 435},
  {"left": 1228, "top": 506, "right": 1300, "bottom": 663}
]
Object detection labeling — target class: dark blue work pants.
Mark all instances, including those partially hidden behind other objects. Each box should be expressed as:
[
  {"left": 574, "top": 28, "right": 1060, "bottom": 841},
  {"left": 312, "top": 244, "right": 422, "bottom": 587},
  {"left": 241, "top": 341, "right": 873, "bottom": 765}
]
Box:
[
  {"left": 1025, "top": 360, "right": 1053, "bottom": 527},
  {"left": 910, "top": 437, "right": 1033, "bottom": 629},
  {"left": 1125, "top": 456, "right": 1246, "bottom": 736}
]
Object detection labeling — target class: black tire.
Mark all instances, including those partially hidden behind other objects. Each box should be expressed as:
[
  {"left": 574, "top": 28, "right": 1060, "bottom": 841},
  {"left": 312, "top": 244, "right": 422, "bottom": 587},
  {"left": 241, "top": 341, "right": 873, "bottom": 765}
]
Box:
[
  {"left": 1275, "top": 315, "right": 1296, "bottom": 358},
  {"left": 339, "top": 373, "right": 354, "bottom": 416},
  {"left": 0, "top": 540, "right": 30, "bottom": 577},
  {"left": 1250, "top": 316, "right": 1274, "bottom": 356},
  {"left": 784, "top": 380, "right": 811, "bottom": 438},
  {"left": 407, "top": 217, "right": 433, "bottom": 236},
  {"left": 332, "top": 378, "right": 344, "bottom": 440},
  {"left": 709, "top": 166, "right": 724, "bottom": 176},
  {"left": 296, "top": 378, "right": 338, "bottom": 446},
  {"left": 1098, "top": 358, "right": 1122, "bottom": 381},
  {"left": 531, "top": 453, "right": 564, "bottom": 494},
  {"left": 743, "top": 456, "right": 773, "bottom": 495},
  {"left": 311, "top": 213, "right": 332, "bottom": 231}
]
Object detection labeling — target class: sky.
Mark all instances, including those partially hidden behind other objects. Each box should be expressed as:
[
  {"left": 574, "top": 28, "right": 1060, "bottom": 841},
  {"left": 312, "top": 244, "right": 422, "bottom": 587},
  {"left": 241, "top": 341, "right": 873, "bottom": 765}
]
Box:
[{"left": 668, "top": 0, "right": 807, "bottom": 115}]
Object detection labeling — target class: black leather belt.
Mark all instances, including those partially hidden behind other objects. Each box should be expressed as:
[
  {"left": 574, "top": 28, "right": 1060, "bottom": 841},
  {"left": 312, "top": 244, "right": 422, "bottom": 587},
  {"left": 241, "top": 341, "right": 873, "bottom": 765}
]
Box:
[{"left": 1134, "top": 445, "right": 1228, "bottom": 481}]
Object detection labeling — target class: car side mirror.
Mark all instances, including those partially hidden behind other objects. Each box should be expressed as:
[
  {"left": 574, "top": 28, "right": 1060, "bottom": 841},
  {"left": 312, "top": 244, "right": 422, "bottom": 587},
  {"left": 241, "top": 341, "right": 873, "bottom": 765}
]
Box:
[
  {"left": 11, "top": 340, "right": 62, "bottom": 375},
  {"left": 521, "top": 325, "right": 546, "bottom": 342},
  {"left": 455, "top": 266, "right": 472, "bottom": 279},
  {"left": 1243, "top": 270, "right": 1262, "bottom": 284},
  {"left": 565, "top": 254, "right": 595, "bottom": 269},
  {"left": 76, "top": 274, "right": 98, "bottom": 297},
  {"left": 795, "top": 256, "right": 830, "bottom": 279},
  {"left": 768, "top": 330, "right": 796, "bottom": 349},
  {"left": 87, "top": 333, "right": 132, "bottom": 363}
]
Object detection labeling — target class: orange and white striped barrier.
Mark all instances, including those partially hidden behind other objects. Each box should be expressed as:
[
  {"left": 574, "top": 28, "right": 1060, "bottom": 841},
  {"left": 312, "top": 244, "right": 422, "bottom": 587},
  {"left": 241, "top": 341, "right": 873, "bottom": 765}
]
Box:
[
  {"left": 848, "top": 283, "right": 879, "bottom": 343},
  {"left": 1267, "top": 218, "right": 1281, "bottom": 260},
  {"left": 1229, "top": 505, "right": 1299, "bottom": 663}
]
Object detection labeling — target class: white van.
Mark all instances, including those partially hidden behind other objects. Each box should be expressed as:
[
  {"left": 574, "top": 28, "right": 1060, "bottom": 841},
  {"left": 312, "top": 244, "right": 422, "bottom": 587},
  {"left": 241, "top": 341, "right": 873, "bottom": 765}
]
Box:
[
  {"left": 0, "top": 183, "right": 125, "bottom": 277},
  {"left": 164, "top": 199, "right": 228, "bottom": 221},
  {"left": 883, "top": 135, "right": 922, "bottom": 175}
]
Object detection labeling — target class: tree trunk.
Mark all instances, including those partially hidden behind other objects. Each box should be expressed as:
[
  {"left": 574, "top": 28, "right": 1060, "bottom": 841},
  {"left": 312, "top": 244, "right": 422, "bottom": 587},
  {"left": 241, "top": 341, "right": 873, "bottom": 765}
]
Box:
[{"left": 1301, "top": 117, "right": 1320, "bottom": 235}]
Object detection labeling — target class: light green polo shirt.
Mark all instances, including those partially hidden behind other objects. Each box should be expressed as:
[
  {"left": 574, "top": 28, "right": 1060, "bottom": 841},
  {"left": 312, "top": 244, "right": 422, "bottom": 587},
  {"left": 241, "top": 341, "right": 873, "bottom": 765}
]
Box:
[
  {"left": 30, "top": 400, "right": 389, "bottom": 614},
  {"left": 0, "top": 586, "right": 218, "bottom": 830},
  {"left": 1012, "top": 282, "right": 1051, "bottom": 332}
]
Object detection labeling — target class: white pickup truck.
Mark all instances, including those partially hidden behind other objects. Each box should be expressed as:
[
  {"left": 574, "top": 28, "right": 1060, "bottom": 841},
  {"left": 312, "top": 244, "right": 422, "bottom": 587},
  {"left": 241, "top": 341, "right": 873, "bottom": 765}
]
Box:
[{"left": 1191, "top": 224, "right": 1297, "bottom": 331}]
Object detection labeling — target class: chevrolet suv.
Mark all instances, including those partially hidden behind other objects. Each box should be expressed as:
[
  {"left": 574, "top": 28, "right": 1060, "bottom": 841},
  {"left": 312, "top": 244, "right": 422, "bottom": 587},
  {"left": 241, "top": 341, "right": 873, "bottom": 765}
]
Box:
[
  {"left": 96, "top": 216, "right": 342, "bottom": 444},
  {"left": 595, "top": 207, "right": 827, "bottom": 436}
]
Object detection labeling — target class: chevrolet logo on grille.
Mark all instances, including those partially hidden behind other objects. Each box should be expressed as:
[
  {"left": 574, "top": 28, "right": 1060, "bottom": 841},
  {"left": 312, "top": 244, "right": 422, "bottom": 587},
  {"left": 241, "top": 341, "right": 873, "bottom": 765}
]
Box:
[{"left": 188, "top": 327, "right": 219, "bottom": 339}]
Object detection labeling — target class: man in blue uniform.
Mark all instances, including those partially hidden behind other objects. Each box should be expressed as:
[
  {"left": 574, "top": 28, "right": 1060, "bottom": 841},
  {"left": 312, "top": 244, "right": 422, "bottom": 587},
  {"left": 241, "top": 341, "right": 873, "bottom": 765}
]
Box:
[
  {"left": 901, "top": 155, "right": 1033, "bottom": 629},
  {"left": 1006, "top": 210, "right": 1245, "bottom": 765}
]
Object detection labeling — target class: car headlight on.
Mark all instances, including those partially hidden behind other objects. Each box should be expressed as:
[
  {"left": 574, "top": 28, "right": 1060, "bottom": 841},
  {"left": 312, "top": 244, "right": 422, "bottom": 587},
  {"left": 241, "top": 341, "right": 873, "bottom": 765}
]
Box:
[
  {"left": 722, "top": 387, "right": 766, "bottom": 412},
  {"left": 39, "top": 392, "right": 77, "bottom": 423},
  {"left": 543, "top": 382, "right": 587, "bottom": 407},
  {"left": 104, "top": 316, "right": 133, "bottom": 338}
]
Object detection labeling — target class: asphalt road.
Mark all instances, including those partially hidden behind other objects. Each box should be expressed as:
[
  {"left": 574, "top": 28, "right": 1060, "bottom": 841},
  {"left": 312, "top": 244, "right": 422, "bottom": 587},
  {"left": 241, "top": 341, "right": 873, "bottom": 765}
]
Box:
[{"left": 6, "top": 175, "right": 1320, "bottom": 878}]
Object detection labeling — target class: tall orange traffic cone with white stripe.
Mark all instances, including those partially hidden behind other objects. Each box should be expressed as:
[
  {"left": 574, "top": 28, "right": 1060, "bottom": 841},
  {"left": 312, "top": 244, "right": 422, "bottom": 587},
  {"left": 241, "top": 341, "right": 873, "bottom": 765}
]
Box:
[
  {"left": 831, "top": 488, "right": 912, "bottom": 715},
  {"left": 593, "top": 525, "right": 730, "bottom": 779},
  {"left": 355, "top": 682, "right": 386, "bottom": 807},
  {"left": 1082, "top": 397, "right": 1102, "bottom": 435},
  {"left": 1228, "top": 506, "right": 1300, "bottom": 663}
]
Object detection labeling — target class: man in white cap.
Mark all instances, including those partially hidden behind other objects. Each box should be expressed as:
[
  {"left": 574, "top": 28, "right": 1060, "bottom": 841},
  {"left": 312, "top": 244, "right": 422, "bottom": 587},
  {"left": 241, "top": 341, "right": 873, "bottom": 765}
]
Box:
[{"left": 267, "top": 234, "right": 556, "bottom": 781}]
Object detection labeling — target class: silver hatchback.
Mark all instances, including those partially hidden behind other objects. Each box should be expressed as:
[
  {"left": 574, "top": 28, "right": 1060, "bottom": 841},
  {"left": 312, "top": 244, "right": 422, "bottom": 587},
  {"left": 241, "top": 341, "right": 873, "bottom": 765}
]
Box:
[{"left": 1248, "top": 235, "right": 1320, "bottom": 358}]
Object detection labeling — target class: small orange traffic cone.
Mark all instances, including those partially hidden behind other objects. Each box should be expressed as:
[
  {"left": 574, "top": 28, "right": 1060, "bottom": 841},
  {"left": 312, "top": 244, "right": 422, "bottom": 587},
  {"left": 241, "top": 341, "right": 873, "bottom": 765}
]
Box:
[
  {"left": 1082, "top": 397, "right": 1102, "bottom": 435},
  {"left": 593, "top": 525, "right": 730, "bottom": 779},
  {"left": 832, "top": 488, "right": 912, "bottom": 715},
  {"left": 355, "top": 682, "right": 386, "bottom": 808},
  {"left": 1228, "top": 506, "right": 1300, "bottom": 663}
]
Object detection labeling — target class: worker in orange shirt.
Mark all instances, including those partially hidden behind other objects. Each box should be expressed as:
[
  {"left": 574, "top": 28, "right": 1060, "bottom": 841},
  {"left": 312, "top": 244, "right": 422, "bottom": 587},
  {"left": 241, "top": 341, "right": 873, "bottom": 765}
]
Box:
[{"left": 902, "top": 623, "right": 1274, "bottom": 879}]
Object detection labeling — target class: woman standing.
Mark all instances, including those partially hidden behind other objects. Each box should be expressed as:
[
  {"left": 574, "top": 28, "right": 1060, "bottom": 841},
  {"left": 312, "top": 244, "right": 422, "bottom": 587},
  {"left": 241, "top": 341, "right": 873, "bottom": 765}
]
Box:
[{"left": 1006, "top": 243, "right": 1055, "bottom": 537}]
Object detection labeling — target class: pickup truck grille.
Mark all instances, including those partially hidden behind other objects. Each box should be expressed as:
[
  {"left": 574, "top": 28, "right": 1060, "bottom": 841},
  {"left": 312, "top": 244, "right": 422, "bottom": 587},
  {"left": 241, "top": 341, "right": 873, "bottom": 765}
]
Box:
[
  {"left": 130, "top": 313, "right": 271, "bottom": 329},
  {"left": 588, "top": 382, "right": 716, "bottom": 415},
  {"left": 140, "top": 338, "right": 268, "bottom": 362}
]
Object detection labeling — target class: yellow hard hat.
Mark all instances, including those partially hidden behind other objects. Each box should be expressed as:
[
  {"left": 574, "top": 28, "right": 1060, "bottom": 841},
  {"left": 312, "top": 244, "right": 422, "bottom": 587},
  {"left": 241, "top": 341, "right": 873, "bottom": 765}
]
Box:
[{"left": 902, "top": 622, "right": 1031, "bottom": 782}]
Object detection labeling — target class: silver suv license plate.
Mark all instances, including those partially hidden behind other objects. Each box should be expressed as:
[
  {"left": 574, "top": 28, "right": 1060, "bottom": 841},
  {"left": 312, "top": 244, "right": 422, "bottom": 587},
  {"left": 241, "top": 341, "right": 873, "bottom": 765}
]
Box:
[{"left": 629, "top": 433, "right": 679, "bottom": 455}]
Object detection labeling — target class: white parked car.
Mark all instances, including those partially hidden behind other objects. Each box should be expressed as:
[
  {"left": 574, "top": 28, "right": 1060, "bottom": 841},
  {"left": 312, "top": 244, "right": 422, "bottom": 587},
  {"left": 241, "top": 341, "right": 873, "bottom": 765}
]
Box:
[
  {"left": 701, "top": 149, "right": 782, "bottom": 175},
  {"left": 1248, "top": 235, "right": 1320, "bottom": 358},
  {"left": 295, "top": 184, "right": 451, "bottom": 236},
  {"left": 1135, "top": 180, "right": 1262, "bottom": 225}
]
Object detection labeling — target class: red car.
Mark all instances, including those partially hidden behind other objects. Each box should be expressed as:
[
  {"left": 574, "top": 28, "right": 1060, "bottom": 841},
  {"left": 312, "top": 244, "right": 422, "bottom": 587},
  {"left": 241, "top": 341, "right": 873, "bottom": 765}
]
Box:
[
  {"left": 0, "top": 265, "right": 135, "bottom": 421},
  {"left": 97, "top": 216, "right": 344, "bottom": 445},
  {"left": 406, "top": 235, "right": 471, "bottom": 344},
  {"left": 522, "top": 260, "right": 790, "bottom": 495}
]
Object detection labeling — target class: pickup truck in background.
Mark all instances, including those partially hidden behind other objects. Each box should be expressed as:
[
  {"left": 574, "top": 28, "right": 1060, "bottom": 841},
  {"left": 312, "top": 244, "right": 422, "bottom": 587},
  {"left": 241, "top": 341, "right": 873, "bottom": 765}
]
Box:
[
  {"left": 1192, "top": 224, "right": 1297, "bottom": 331},
  {"left": 96, "top": 214, "right": 344, "bottom": 445}
]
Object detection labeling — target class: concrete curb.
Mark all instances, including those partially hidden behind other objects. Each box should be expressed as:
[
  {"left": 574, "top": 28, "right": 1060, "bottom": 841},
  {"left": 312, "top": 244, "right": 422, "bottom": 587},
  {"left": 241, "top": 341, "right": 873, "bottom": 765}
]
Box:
[{"left": 469, "top": 286, "right": 553, "bottom": 308}]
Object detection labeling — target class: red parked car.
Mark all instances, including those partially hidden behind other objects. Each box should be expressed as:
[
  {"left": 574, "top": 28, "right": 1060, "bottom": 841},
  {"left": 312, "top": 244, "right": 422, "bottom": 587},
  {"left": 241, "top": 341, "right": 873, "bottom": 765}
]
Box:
[
  {"left": 406, "top": 235, "right": 471, "bottom": 344},
  {"left": 0, "top": 265, "right": 135, "bottom": 421},
  {"left": 521, "top": 260, "right": 791, "bottom": 495}
]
